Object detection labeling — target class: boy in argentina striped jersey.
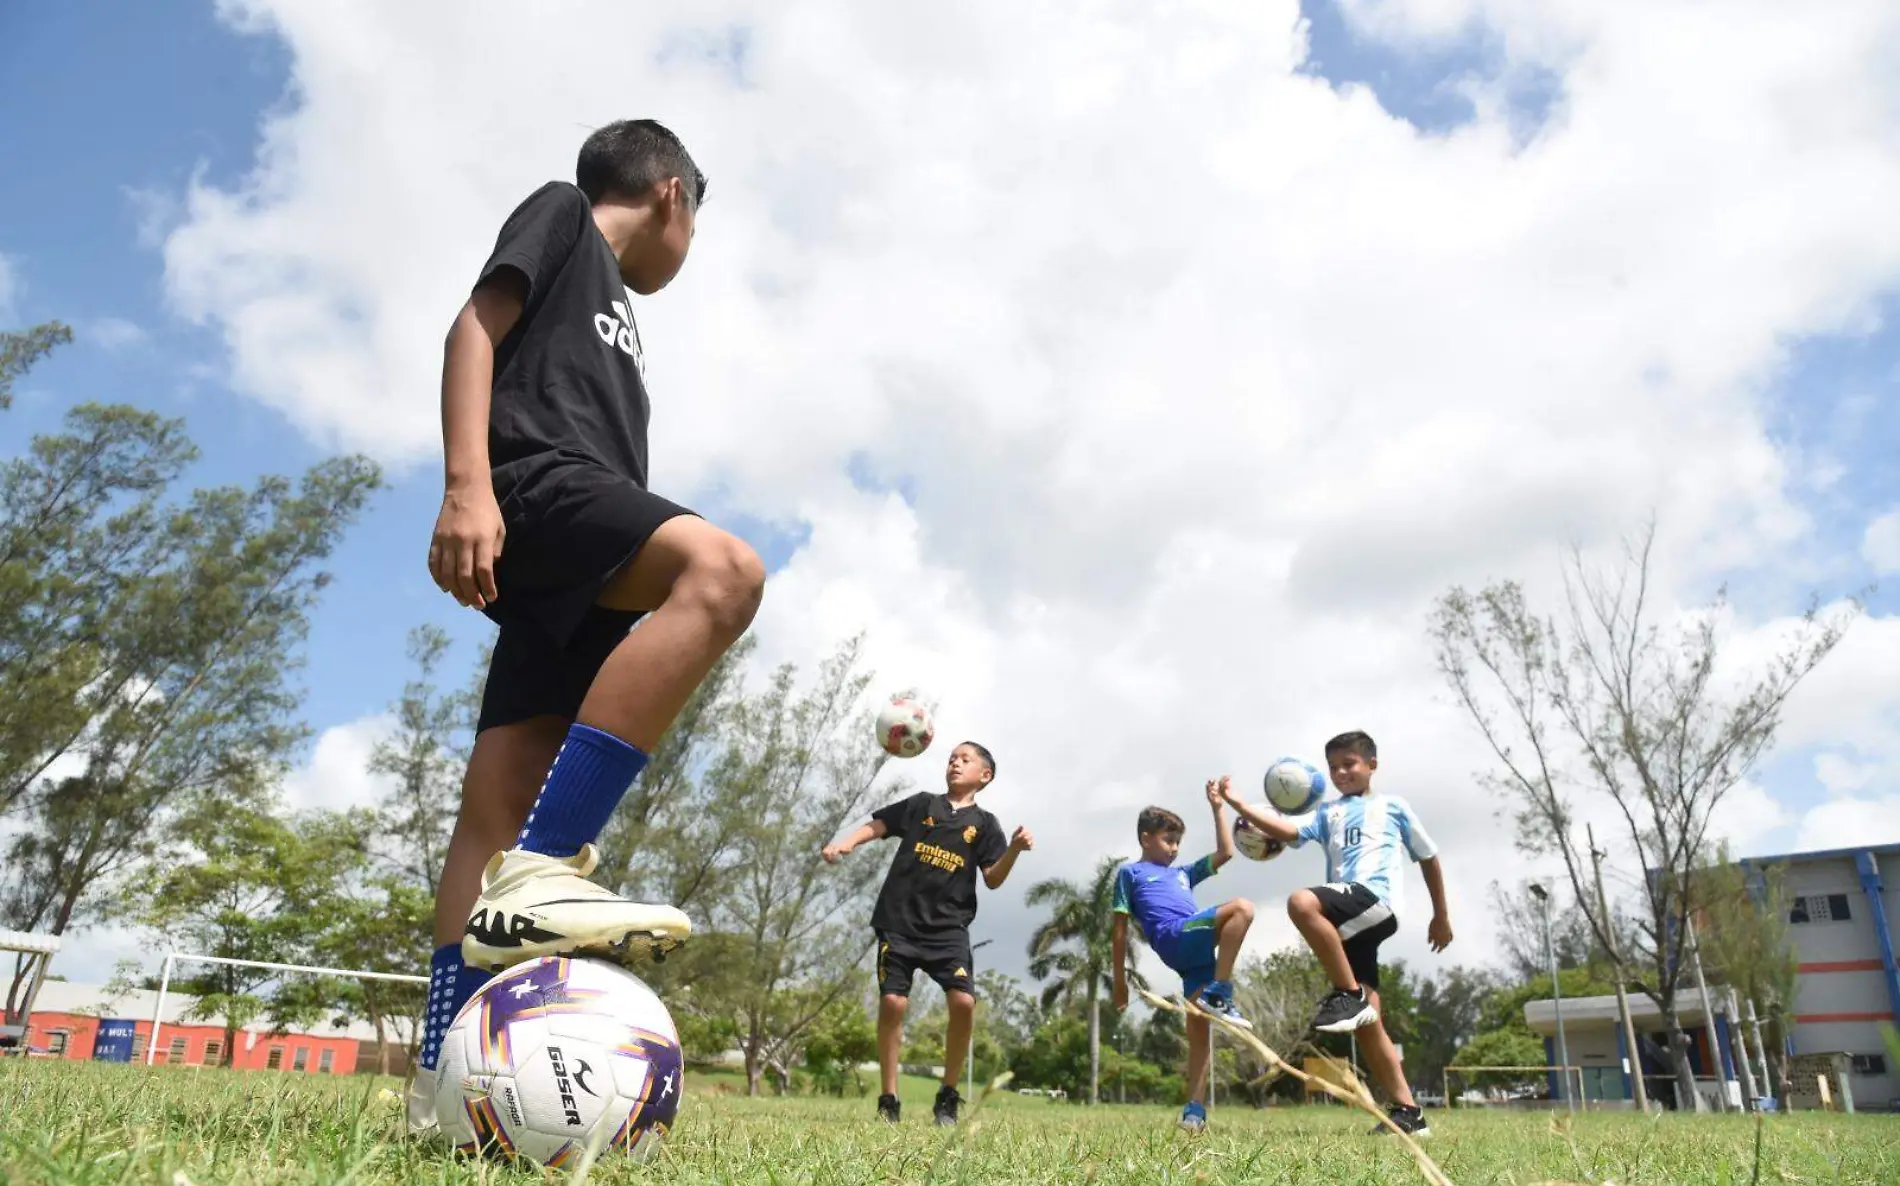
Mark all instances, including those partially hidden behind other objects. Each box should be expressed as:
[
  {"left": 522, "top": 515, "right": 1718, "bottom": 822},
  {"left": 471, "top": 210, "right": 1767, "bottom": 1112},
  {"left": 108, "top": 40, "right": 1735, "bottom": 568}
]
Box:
[{"left": 1218, "top": 731, "right": 1452, "bottom": 1138}]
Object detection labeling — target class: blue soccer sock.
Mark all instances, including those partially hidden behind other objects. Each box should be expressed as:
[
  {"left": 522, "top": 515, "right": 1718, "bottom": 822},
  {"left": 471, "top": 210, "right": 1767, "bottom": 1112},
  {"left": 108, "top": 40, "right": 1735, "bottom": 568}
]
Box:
[
  {"left": 516, "top": 723, "right": 649, "bottom": 859},
  {"left": 420, "top": 944, "right": 493, "bottom": 1072}
]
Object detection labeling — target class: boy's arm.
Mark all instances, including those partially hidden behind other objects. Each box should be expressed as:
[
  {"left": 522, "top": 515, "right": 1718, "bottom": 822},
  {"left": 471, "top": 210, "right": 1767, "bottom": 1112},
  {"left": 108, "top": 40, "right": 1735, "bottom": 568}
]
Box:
[
  {"left": 821, "top": 819, "right": 890, "bottom": 864},
  {"left": 429, "top": 275, "right": 524, "bottom": 611},
  {"left": 1422, "top": 856, "right": 1453, "bottom": 951},
  {"left": 1215, "top": 777, "right": 1300, "bottom": 843},
  {"left": 1207, "top": 778, "right": 1236, "bottom": 870},
  {"left": 1111, "top": 914, "right": 1130, "bottom": 1010},
  {"left": 982, "top": 826, "right": 1034, "bottom": 889}
]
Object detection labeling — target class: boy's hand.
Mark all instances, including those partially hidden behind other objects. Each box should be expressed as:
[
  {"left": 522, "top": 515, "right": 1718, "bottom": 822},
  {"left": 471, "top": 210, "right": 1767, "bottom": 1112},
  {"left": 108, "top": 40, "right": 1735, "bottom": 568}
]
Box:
[
  {"left": 1428, "top": 914, "right": 1454, "bottom": 952},
  {"left": 821, "top": 841, "right": 849, "bottom": 865},
  {"left": 1216, "top": 775, "right": 1240, "bottom": 805},
  {"left": 1206, "top": 779, "right": 1225, "bottom": 811},
  {"left": 429, "top": 485, "right": 506, "bottom": 609},
  {"left": 1112, "top": 980, "right": 1128, "bottom": 1011},
  {"left": 1011, "top": 826, "right": 1034, "bottom": 851}
]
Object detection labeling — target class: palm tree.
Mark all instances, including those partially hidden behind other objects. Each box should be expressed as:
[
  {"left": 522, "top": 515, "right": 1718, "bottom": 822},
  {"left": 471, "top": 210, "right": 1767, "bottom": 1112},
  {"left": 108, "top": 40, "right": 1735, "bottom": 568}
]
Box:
[{"left": 1026, "top": 854, "right": 1147, "bottom": 1104}]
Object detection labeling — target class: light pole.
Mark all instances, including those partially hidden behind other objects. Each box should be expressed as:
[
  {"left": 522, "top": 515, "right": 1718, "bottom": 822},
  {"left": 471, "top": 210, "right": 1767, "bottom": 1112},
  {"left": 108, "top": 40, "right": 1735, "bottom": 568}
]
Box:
[
  {"left": 968, "top": 938, "right": 992, "bottom": 1089},
  {"left": 1529, "top": 883, "right": 1576, "bottom": 1112}
]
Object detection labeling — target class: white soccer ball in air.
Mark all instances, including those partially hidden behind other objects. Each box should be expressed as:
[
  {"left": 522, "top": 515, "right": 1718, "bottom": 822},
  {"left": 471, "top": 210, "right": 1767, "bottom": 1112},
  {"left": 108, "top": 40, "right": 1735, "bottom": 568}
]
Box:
[
  {"left": 1263, "top": 757, "right": 1326, "bottom": 815},
  {"left": 875, "top": 696, "right": 935, "bottom": 759},
  {"left": 1233, "top": 816, "right": 1285, "bottom": 862},
  {"left": 436, "top": 956, "right": 682, "bottom": 1168}
]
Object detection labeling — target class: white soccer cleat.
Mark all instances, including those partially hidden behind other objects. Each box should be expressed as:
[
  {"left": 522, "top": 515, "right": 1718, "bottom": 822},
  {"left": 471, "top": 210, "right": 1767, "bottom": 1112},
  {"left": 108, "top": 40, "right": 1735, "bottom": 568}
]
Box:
[
  {"left": 405, "top": 1072, "right": 439, "bottom": 1137},
  {"left": 460, "top": 843, "right": 691, "bottom": 971}
]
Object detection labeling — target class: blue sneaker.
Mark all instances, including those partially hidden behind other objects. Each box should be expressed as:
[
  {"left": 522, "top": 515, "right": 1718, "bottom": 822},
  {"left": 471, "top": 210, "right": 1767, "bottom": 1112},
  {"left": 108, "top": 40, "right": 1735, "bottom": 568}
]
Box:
[
  {"left": 1179, "top": 1101, "right": 1208, "bottom": 1133},
  {"left": 1195, "top": 981, "right": 1254, "bottom": 1030}
]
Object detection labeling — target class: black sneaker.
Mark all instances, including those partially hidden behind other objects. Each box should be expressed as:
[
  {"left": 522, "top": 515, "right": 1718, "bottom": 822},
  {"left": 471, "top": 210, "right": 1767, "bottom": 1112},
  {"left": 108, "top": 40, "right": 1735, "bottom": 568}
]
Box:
[
  {"left": 1371, "top": 1104, "right": 1431, "bottom": 1138},
  {"left": 877, "top": 1093, "right": 901, "bottom": 1123},
  {"left": 933, "top": 1084, "right": 962, "bottom": 1127},
  {"left": 1311, "top": 986, "right": 1378, "bottom": 1034}
]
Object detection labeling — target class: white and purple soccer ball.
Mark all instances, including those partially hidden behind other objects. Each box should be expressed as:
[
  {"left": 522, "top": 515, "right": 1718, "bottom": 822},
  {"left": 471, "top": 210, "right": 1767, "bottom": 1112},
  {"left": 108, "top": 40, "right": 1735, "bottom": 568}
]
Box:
[
  {"left": 1263, "top": 757, "right": 1326, "bottom": 815},
  {"left": 1233, "top": 816, "right": 1285, "bottom": 861},
  {"left": 436, "top": 956, "right": 683, "bottom": 1168}
]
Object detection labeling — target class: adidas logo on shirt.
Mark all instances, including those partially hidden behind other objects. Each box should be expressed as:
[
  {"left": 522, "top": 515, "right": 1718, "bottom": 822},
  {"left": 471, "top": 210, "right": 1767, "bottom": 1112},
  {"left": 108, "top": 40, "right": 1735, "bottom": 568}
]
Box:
[{"left": 593, "top": 292, "right": 645, "bottom": 374}]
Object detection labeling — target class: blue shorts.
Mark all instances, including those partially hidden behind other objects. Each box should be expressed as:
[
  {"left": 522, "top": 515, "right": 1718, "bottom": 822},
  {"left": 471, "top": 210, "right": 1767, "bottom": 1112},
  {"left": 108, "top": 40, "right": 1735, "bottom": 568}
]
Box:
[{"left": 1150, "top": 905, "right": 1220, "bottom": 1000}]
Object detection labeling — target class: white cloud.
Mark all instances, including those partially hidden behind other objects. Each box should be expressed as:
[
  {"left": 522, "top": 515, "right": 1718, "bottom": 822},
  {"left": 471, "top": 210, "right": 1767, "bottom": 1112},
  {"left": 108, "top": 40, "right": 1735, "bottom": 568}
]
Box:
[
  {"left": 154, "top": 0, "right": 1900, "bottom": 979},
  {"left": 1793, "top": 793, "right": 1900, "bottom": 853},
  {"left": 85, "top": 317, "right": 148, "bottom": 351},
  {"left": 281, "top": 714, "right": 398, "bottom": 815},
  {"left": 1864, "top": 508, "right": 1900, "bottom": 574}
]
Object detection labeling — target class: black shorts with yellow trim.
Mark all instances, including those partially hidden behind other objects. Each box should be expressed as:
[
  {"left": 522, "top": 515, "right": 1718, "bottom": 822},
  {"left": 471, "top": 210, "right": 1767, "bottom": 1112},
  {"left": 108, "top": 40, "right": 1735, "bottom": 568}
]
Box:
[{"left": 874, "top": 930, "right": 976, "bottom": 998}]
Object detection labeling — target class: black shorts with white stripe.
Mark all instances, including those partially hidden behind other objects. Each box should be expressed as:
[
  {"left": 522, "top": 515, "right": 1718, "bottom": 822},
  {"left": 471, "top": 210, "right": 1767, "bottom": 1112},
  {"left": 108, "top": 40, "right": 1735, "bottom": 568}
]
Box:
[{"left": 1309, "top": 882, "right": 1399, "bottom": 990}]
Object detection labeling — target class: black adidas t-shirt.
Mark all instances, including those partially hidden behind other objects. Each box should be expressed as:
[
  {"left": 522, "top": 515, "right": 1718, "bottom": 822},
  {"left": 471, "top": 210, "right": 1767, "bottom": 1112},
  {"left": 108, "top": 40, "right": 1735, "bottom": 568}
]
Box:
[
  {"left": 477, "top": 181, "right": 653, "bottom": 497},
  {"left": 869, "top": 792, "right": 1009, "bottom": 941}
]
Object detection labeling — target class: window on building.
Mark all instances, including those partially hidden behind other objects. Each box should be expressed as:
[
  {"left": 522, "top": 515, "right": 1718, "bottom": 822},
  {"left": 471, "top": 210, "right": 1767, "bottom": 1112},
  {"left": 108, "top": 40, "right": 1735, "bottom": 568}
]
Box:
[
  {"left": 203, "top": 1039, "right": 223, "bottom": 1065},
  {"left": 1788, "top": 893, "right": 1853, "bottom": 924},
  {"left": 1850, "top": 1053, "right": 1888, "bottom": 1077},
  {"left": 266, "top": 1046, "right": 284, "bottom": 1070},
  {"left": 47, "top": 1030, "right": 69, "bottom": 1056},
  {"left": 319, "top": 1049, "right": 334, "bottom": 1074},
  {"left": 292, "top": 1046, "right": 309, "bottom": 1072},
  {"left": 131, "top": 1031, "right": 148, "bottom": 1061},
  {"left": 168, "top": 1036, "right": 188, "bottom": 1064}
]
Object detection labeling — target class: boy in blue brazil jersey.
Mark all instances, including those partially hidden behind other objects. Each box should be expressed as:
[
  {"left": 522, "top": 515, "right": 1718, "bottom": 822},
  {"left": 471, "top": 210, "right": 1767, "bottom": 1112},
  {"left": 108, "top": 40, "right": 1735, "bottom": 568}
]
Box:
[
  {"left": 1219, "top": 731, "right": 1452, "bottom": 1138},
  {"left": 1111, "top": 781, "right": 1257, "bottom": 1133}
]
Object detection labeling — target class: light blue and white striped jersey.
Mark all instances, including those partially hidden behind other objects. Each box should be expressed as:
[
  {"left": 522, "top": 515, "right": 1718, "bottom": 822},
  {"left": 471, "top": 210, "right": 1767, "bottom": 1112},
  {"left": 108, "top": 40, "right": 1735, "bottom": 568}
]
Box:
[{"left": 1290, "top": 793, "right": 1438, "bottom": 916}]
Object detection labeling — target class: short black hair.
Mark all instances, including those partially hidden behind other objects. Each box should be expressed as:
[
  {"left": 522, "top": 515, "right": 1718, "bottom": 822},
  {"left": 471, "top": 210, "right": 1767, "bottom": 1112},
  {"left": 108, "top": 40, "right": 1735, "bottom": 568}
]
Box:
[
  {"left": 1324, "top": 731, "right": 1378, "bottom": 761},
  {"left": 1137, "top": 806, "right": 1185, "bottom": 839},
  {"left": 575, "top": 119, "right": 707, "bottom": 208},
  {"left": 958, "top": 741, "right": 996, "bottom": 780}
]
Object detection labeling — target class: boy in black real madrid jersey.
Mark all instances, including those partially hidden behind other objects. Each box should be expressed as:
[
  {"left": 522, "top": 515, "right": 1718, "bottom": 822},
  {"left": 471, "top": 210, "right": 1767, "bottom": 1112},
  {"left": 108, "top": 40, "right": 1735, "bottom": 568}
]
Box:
[
  {"left": 823, "top": 742, "right": 1032, "bottom": 1127},
  {"left": 410, "top": 121, "right": 767, "bottom": 1134}
]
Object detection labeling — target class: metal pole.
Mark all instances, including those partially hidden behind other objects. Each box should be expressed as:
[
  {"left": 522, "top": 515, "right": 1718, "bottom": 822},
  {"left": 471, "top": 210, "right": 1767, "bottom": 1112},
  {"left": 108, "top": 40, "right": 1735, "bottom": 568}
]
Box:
[
  {"left": 146, "top": 953, "right": 174, "bottom": 1067},
  {"left": 1725, "top": 989, "right": 1759, "bottom": 1110},
  {"left": 1589, "top": 826, "right": 1649, "bottom": 1112},
  {"left": 1745, "top": 999, "right": 1775, "bottom": 1103},
  {"left": 1535, "top": 886, "right": 1575, "bottom": 1113},
  {"left": 1685, "top": 915, "right": 1729, "bottom": 1112}
]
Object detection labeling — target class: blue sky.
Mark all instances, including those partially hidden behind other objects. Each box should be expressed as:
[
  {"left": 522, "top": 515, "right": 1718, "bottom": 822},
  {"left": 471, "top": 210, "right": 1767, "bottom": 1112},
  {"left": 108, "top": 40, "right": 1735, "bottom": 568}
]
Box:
[{"left": 3, "top": 0, "right": 1897, "bottom": 886}]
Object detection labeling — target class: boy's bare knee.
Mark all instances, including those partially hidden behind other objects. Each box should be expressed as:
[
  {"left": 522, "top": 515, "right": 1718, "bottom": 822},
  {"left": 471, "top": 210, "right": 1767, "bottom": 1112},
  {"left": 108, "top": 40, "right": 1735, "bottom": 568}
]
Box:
[
  {"left": 880, "top": 993, "right": 909, "bottom": 1015},
  {"left": 681, "top": 533, "right": 765, "bottom": 638},
  {"left": 1288, "top": 890, "right": 1318, "bottom": 919},
  {"left": 1232, "top": 897, "right": 1256, "bottom": 922},
  {"left": 947, "top": 990, "right": 975, "bottom": 1016}
]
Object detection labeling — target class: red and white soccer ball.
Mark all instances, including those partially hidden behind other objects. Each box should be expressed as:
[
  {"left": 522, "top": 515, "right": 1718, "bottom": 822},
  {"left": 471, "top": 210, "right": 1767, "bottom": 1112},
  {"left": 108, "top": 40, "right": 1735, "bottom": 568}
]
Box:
[
  {"left": 436, "top": 956, "right": 683, "bottom": 1168},
  {"left": 874, "top": 696, "right": 934, "bottom": 759}
]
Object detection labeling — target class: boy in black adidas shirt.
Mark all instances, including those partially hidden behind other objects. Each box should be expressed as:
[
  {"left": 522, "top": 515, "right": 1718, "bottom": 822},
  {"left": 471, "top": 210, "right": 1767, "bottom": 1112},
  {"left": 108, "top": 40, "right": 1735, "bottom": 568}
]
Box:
[
  {"left": 823, "top": 742, "right": 1033, "bottom": 1126},
  {"left": 411, "top": 121, "right": 767, "bottom": 1134}
]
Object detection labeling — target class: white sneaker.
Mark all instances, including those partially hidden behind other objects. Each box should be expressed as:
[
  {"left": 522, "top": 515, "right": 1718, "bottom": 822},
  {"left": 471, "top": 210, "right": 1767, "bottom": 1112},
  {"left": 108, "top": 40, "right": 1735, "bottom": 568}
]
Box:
[
  {"left": 461, "top": 844, "right": 691, "bottom": 971},
  {"left": 405, "top": 1072, "right": 439, "bottom": 1137}
]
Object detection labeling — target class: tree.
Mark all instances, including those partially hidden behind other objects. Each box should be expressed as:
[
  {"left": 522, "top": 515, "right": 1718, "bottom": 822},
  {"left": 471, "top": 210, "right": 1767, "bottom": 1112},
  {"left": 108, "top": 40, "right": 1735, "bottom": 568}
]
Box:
[
  {"left": 0, "top": 321, "right": 72, "bottom": 410},
  {"left": 1449, "top": 1029, "right": 1549, "bottom": 1094},
  {"left": 1408, "top": 965, "right": 1502, "bottom": 1096},
  {"left": 1430, "top": 522, "right": 1857, "bottom": 1102},
  {"left": 1025, "top": 855, "right": 1146, "bottom": 1105},
  {"left": 1488, "top": 881, "right": 1598, "bottom": 982},
  {"left": 637, "top": 636, "right": 900, "bottom": 1096},
  {"left": 366, "top": 625, "right": 474, "bottom": 895},
  {"left": 0, "top": 445, "right": 381, "bottom": 977},
  {"left": 136, "top": 804, "right": 371, "bottom": 1064},
  {"left": 1233, "top": 947, "right": 1332, "bottom": 1063},
  {"left": 804, "top": 998, "right": 878, "bottom": 1096},
  {"left": 1697, "top": 848, "right": 1797, "bottom": 1078}
]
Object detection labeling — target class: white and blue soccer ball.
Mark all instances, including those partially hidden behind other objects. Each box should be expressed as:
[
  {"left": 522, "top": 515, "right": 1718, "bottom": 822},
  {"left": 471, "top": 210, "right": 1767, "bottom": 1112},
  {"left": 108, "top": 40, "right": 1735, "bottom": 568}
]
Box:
[
  {"left": 436, "top": 956, "right": 683, "bottom": 1168},
  {"left": 1263, "top": 757, "right": 1326, "bottom": 815}
]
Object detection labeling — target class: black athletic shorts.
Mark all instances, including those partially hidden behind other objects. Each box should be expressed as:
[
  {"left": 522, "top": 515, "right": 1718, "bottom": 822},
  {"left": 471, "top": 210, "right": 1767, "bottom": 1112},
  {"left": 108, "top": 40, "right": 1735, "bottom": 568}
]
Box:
[
  {"left": 1310, "top": 882, "right": 1399, "bottom": 991},
  {"left": 476, "top": 461, "right": 694, "bottom": 733},
  {"left": 875, "top": 931, "right": 976, "bottom": 999}
]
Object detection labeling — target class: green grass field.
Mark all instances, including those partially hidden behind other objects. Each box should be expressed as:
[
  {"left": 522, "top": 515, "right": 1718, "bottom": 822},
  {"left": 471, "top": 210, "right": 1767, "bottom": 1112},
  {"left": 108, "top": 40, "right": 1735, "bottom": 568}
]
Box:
[{"left": 2, "top": 1060, "right": 1895, "bottom": 1185}]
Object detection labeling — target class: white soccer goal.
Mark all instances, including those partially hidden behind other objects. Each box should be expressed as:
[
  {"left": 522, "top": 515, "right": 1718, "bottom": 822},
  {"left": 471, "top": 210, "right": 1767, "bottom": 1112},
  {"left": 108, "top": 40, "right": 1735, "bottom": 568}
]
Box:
[
  {"left": 0, "top": 929, "right": 63, "bottom": 1056},
  {"left": 1443, "top": 1064, "right": 1587, "bottom": 1108},
  {"left": 146, "top": 951, "right": 428, "bottom": 1066}
]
